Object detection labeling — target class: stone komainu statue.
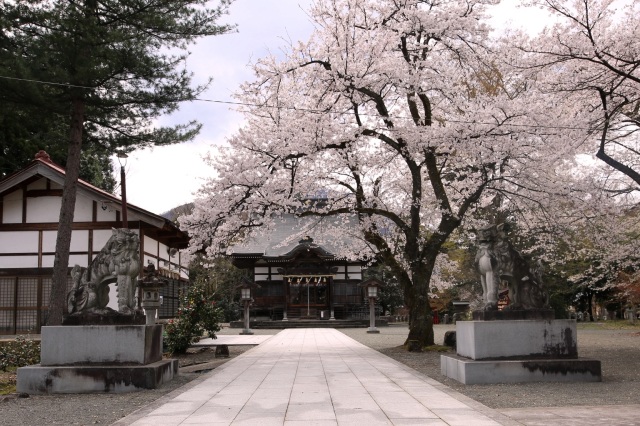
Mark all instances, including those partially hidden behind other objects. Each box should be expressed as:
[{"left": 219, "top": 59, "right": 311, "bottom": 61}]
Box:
[
  {"left": 475, "top": 224, "right": 549, "bottom": 311},
  {"left": 475, "top": 225, "right": 500, "bottom": 310},
  {"left": 67, "top": 228, "right": 141, "bottom": 315}
]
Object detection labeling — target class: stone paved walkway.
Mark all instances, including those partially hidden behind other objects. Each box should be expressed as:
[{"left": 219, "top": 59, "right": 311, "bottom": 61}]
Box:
[
  {"left": 192, "top": 335, "right": 273, "bottom": 347},
  {"left": 114, "top": 328, "right": 518, "bottom": 425}
]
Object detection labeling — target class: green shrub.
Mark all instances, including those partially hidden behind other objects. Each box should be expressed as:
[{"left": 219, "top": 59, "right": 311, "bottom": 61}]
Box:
[
  {"left": 164, "top": 284, "right": 223, "bottom": 354},
  {"left": 214, "top": 296, "right": 241, "bottom": 322},
  {"left": 0, "top": 335, "right": 40, "bottom": 371}
]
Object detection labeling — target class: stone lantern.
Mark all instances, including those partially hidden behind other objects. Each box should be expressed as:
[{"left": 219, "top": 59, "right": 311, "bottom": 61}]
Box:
[
  {"left": 237, "top": 277, "right": 257, "bottom": 335},
  {"left": 138, "top": 263, "right": 168, "bottom": 326},
  {"left": 359, "top": 277, "right": 384, "bottom": 334}
]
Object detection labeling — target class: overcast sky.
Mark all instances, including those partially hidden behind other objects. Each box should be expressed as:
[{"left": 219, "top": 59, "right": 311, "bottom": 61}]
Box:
[{"left": 120, "top": 0, "right": 549, "bottom": 215}]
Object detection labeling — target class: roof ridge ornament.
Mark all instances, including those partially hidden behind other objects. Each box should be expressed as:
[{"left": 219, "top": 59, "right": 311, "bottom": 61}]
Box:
[{"left": 35, "top": 150, "right": 52, "bottom": 162}]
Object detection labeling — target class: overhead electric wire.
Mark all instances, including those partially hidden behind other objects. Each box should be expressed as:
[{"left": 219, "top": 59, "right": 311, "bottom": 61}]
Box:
[
  {"left": 0, "top": 73, "right": 610, "bottom": 132},
  {"left": 0, "top": 74, "right": 92, "bottom": 89}
]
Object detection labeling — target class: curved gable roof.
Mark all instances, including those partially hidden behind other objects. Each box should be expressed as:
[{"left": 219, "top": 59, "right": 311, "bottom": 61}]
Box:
[
  {"left": 227, "top": 213, "right": 367, "bottom": 260},
  {"left": 264, "top": 236, "right": 335, "bottom": 261},
  {"left": 0, "top": 151, "right": 189, "bottom": 248}
]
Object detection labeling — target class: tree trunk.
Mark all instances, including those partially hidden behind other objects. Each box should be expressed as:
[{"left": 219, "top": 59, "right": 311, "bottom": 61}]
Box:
[
  {"left": 403, "top": 266, "right": 435, "bottom": 350},
  {"left": 46, "top": 98, "right": 85, "bottom": 325},
  {"left": 405, "top": 290, "right": 434, "bottom": 350}
]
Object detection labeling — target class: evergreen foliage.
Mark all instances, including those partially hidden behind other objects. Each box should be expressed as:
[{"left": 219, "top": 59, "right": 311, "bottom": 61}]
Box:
[
  {"left": 188, "top": 255, "right": 245, "bottom": 322},
  {"left": 0, "top": 336, "right": 40, "bottom": 372},
  {"left": 0, "top": 0, "right": 234, "bottom": 325},
  {"left": 164, "top": 283, "right": 223, "bottom": 355}
]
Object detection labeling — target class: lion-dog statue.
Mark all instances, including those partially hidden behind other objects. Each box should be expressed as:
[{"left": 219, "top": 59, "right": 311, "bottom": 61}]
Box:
[
  {"left": 475, "top": 224, "right": 549, "bottom": 311},
  {"left": 67, "top": 228, "right": 141, "bottom": 315}
]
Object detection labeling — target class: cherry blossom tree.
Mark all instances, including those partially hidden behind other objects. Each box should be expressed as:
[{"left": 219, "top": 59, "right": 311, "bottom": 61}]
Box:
[
  {"left": 503, "top": 0, "right": 640, "bottom": 303},
  {"left": 182, "top": 0, "right": 569, "bottom": 348},
  {"left": 519, "top": 0, "right": 640, "bottom": 189}
]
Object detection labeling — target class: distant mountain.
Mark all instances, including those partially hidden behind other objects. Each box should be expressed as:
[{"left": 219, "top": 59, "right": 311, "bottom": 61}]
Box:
[{"left": 160, "top": 202, "right": 194, "bottom": 223}]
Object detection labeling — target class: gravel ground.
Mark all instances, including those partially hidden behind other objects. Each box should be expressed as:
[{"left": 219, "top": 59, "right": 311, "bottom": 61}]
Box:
[
  {"left": 341, "top": 322, "right": 640, "bottom": 409},
  {"left": 1, "top": 322, "right": 639, "bottom": 425},
  {"left": 0, "top": 344, "right": 253, "bottom": 426}
]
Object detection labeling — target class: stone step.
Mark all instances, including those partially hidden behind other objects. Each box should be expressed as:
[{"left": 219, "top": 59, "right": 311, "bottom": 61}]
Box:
[{"left": 229, "top": 319, "right": 386, "bottom": 329}]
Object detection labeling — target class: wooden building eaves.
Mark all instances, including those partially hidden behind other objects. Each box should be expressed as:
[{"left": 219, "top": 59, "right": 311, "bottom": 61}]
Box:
[{"left": 0, "top": 152, "right": 190, "bottom": 248}]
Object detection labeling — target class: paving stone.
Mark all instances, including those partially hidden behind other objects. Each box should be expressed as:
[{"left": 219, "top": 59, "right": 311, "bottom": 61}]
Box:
[{"left": 120, "top": 329, "right": 521, "bottom": 425}]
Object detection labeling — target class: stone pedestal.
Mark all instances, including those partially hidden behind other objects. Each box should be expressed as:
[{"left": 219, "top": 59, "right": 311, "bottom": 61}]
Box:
[
  {"left": 40, "top": 325, "right": 163, "bottom": 365},
  {"left": 62, "top": 312, "right": 146, "bottom": 325},
  {"left": 472, "top": 309, "right": 555, "bottom": 321},
  {"left": 17, "top": 325, "right": 177, "bottom": 394},
  {"left": 456, "top": 319, "right": 577, "bottom": 359},
  {"left": 441, "top": 319, "right": 601, "bottom": 384}
]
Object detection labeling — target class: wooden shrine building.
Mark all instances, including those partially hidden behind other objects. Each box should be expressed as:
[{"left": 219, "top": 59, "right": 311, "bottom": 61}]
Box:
[
  {"left": 229, "top": 214, "right": 374, "bottom": 322},
  {"left": 0, "top": 151, "right": 190, "bottom": 334}
]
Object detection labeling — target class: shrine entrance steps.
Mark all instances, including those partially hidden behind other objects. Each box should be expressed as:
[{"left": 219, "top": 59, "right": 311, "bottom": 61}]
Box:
[{"left": 229, "top": 319, "right": 387, "bottom": 329}]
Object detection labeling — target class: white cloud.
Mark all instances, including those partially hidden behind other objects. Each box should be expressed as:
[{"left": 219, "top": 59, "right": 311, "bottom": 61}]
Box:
[
  {"left": 124, "top": 0, "right": 547, "bottom": 215},
  {"left": 123, "top": 0, "right": 315, "bottom": 214}
]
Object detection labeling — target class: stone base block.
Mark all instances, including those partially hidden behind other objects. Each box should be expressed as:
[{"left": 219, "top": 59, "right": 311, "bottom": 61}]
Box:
[
  {"left": 441, "top": 354, "right": 601, "bottom": 384},
  {"left": 16, "top": 359, "right": 178, "bottom": 394},
  {"left": 456, "top": 320, "right": 577, "bottom": 360},
  {"left": 40, "top": 325, "right": 163, "bottom": 366},
  {"left": 62, "top": 311, "right": 146, "bottom": 326},
  {"left": 472, "top": 309, "right": 555, "bottom": 321}
]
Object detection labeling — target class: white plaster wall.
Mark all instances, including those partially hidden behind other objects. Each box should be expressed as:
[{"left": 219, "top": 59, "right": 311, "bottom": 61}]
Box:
[
  {"left": 73, "top": 194, "right": 93, "bottom": 222},
  {"left": 26, "top": 197, "right": 61, "bottom": 222},
  {"left": 70, "top": 230, "right": 89, "bottom": 251},
  {"left": 159, "top": 242, "right": 170, "bottom": 261},
  {"left": 42, "top": 230, "right": 89, "bottom": 252},
  {"left": 41, "top": 255, "right": 54, "bottom": 267},
  {"left": 0, "top": 231, "right": 38, "bottom": 253},
  {"left": 2, "top": 190, "right": 22, "bottom": 224},
  {"left": 93, "top": 229, "right": 115, "bottom": 251},
  {"left": 95, "top": 202, "right": 117, "bottom": 221},
  {"left": 0, "top": 255, "right": 38, "bottom": 268},
  {"left": 27, "top": 179, "right": 93, "bottom": 223},
  {"left": 106, "top": 284, "right": 118, "bottom": 311},
  {"left": 42, "top": 253, "right": 88, "bottom": 268},
  {"left": 143, "top": 236, "right": 157, "bottom": 256},
  {"left": 42, "top": 231, "right": 56, "bottom": 252}
]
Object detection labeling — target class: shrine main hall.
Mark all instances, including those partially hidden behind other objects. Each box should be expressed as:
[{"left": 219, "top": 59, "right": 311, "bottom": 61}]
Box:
[{"left": 228, "top": 214, "right": 375, "bottom": 322}]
